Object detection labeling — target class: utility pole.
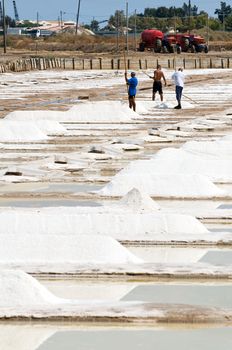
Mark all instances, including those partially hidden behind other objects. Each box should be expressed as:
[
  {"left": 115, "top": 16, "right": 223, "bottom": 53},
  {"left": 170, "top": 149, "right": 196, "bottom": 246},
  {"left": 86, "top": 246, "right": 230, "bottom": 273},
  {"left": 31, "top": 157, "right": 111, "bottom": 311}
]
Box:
[
  {"left": 188, "top": 0, "right": 191, "bottom": 34},
  {"left": 37, "top": 11, "right": 39, "bottom": 26},
  {"left": 134, "top": 9, "right": 137, "bottom": 51},
  {"left": 2, "top": 0, "right": 6, "bottom": 54},
  {"left": 126, "top": 1, "right": 129, "bottom": 54},
  {"left": 60, "top": 10, "right": 63, "bottom": 28},
  {"left": 75, "top": 0, "right": 81, "bottom": 34},
  {"left": 206, "top": 13, "right": 209, "bottom": 47},
  {"left": 0, "top": 1, "right": 3, "bottom": 22},
  {"left": 116, "top": 10, "right": 119, "bottom": 51}
]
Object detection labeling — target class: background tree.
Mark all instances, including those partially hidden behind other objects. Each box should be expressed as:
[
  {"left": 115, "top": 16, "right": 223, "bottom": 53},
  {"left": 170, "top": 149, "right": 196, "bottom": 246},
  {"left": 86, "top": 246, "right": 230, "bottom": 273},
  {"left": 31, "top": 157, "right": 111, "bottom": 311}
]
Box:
[
  {"left": 17, "top": 20, "right": 38, "bottom": 28},
  {"left": 0, "top": 15, "right": 16, "bottom": 27},
  {"left": 108, "top": 10, "right": 125, "bottom": 28},
  {"left": 215, "top": 1, "right": 232, "bottom": 23},
  {"left": 90, "top": 20, "right": 99, "bottom": 32}
]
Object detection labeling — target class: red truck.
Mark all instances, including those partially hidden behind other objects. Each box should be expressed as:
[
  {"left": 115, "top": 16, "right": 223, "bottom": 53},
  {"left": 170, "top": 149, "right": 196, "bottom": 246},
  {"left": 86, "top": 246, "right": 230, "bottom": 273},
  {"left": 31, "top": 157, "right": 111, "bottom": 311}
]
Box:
[{"left": 139, "top": 29, "right": 164, "bottom": 53}]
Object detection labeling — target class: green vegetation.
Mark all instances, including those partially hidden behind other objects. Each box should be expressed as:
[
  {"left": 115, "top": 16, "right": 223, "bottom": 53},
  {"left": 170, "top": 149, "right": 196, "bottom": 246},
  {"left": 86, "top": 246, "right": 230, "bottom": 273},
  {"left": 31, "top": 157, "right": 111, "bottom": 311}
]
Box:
[{"left": 95, "top": 1, "right": 232, "bottom": 33}]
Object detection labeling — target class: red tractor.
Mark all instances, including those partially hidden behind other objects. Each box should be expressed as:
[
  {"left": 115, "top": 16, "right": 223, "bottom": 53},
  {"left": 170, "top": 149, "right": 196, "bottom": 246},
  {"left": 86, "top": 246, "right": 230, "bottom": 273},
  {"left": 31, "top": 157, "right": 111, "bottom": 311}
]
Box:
[
  {"left": 139, "top": 29, "right": 164, "bottom": 53},
  {"left": 175, "top": 33, "right": 208, "bottom": 53},
  {"left": 139, "top": 29, "right": 208, "bottom": 54}
]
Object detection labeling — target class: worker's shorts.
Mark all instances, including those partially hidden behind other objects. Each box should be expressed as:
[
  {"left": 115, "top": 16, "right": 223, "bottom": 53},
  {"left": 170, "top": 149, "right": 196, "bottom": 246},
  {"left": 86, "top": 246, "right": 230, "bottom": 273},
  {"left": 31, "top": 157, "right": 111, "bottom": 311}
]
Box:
[
  {"left": 153, "top": 81, "right": 163, "bottom": 94},
  {"left": 129, "top": 95, "right": 135, "bottom": 98}
]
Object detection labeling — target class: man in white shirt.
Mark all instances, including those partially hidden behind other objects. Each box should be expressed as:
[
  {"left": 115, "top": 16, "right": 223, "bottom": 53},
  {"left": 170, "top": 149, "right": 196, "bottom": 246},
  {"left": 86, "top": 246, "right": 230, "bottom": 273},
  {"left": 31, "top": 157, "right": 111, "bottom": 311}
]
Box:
[{"left": 172, "top": 68, "right": 185, "bottom": 109}]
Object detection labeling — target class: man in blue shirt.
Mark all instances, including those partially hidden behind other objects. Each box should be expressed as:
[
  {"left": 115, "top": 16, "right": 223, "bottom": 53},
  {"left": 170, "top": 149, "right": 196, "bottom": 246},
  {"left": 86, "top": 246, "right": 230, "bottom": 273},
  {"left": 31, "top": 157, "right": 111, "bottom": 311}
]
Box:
[{"left": 124, "top": 71, "right": 138, "bottom": 112}]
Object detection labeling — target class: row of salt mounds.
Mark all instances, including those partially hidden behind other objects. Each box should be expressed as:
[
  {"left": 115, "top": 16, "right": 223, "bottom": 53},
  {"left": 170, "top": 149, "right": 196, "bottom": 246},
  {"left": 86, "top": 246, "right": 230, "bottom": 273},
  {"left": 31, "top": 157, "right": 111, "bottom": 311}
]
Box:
[
  {"left": 5, "top": 101, "right": 138, "bottom": 123},
  {"left": 0, "top": 120, "right": 49, "bottom": 142},
  {"left": 0, "top": 189, "right": 208, "bottom": 239},
  {"left": 0, "top": 235, "right": 142, "bottom": 271},
  {"left": 0, "top": 270, "right": 62, "bottom": 307},
  {"left": 97, "top": 142, "right": 227, "bottom": 197}
]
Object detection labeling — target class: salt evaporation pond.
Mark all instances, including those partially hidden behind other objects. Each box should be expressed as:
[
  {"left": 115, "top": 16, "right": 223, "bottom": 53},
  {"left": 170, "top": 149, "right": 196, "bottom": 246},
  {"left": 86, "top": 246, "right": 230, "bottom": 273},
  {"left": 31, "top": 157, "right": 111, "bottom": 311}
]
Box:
[
  {"left": 0, "top": 325, "right": 232, "bottom": 350},
  {"left": 42, "top": 280, "right": 232, "bottom": 309},
  {"left": 36, "top": 327, "right": 232, "bottom": 350},
  {"left": 0, "top": 182, "right": 102, "bottom": 193},
  {"left": 128, "top": 247, "right": 232, "bottom": 265},
  {"left": 0, "top": 199, "right": 101, "bottom": 208}
]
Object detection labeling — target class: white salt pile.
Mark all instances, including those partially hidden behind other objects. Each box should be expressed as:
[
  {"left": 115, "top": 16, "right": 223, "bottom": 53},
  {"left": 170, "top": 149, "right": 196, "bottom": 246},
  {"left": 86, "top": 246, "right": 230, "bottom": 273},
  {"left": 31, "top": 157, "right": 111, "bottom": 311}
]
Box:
[
  {"left": 119, "top": 188, "right": 161, "bottom": 212},
  {"left": 0, "top": 270, "right": 61, "bottom": 307},
  {"left": 0, "top": 188, "right": 208, "bottom": 239},
  {"left": 0, "top": 235, "right": 142, "bottom": 270},
  {"left": 68, "top": 101, "right": 138, "bottom": 122},
  {"left": 154, "top": 148, "right": 232, "bottom": 181},
  {"left": 5, "top": 110, "right": 66, "bottom": 121},
  {"left": 34, "top": 120, "right": 67, "bottom": 135},
  {"left": 182, "top": 139, "right": 232, "bottom": 158},
  {"left": 98, "top": 173, "right": 224, "bottom": 198},
  {"left": 97, "top": 142, "right": 230, "bottom": 197},
  {"left": 0, "top": 121, "right": 48, "bottom": 142},
  {"left": 6, "top": 101, "right": 139, "bottom": 123}
]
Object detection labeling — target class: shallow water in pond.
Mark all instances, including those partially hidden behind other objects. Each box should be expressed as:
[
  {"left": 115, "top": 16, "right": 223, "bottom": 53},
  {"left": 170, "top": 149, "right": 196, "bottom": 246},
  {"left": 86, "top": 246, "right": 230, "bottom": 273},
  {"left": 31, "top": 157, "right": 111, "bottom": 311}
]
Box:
[
  {"left": 200, "top": 250, "right": 232, "bottom": 266},
  {"left": 1, "top": 325, "right": 232, "bottom": 350},
  {"left": 42, "top": 280, "right": 232, "bottom": 309},
  {"left": 0, "top": 199, "right": 101, "bottom": 208},
  {"left": 36, "top": 328, "right": 232, "bottom": 350},
  {"left": 128, "top": 247, "right": 232, "bottom": 265},
  {"left": 0, "top": 182, "right": 102, "bottom": 193}
]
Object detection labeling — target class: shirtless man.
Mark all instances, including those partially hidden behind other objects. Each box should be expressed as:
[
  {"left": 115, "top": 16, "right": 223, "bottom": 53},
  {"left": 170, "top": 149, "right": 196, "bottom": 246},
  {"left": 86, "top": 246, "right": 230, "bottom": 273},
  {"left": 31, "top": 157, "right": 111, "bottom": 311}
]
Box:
[{"left": 149, "top": 65, "right": 167, "bottom": 101}]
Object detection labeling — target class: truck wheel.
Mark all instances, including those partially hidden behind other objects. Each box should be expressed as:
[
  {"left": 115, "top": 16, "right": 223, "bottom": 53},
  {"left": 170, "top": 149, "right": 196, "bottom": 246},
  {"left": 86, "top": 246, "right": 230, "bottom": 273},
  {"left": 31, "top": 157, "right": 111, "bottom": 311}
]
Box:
[
  {"left": 191, "top": 45, "right": 196, "bottom": 53},
  {"left": 177, "top": 46, "right": 181, "bottom": 54},
  {"left": 169, "top": 45, "right": 175, "bottom": 53},
  {"left": 163, "top": 45, "right": 168, "bottom": 53},
  {"left": 204, "top": 45, "right": 209, "bottom": 53},
  {"left": 154, "top": 39, "right": 162, "bottom": 53},
  {"left": 139, "top": 43, "right": 145, "bottom": 52},
  {"left": 183, "top": 38, "right": 189, "bottom": 51}
]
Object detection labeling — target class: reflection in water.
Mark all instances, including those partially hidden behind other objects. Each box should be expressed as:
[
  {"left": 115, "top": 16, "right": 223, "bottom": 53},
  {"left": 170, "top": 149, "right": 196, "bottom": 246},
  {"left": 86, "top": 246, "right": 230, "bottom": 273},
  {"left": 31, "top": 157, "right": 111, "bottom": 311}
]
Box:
[
  {"left": 37, "top": 328, "right": 232, "bottom": 350},
  {"left": 121, "top": 285, "right": 232, "bottom": 308}
]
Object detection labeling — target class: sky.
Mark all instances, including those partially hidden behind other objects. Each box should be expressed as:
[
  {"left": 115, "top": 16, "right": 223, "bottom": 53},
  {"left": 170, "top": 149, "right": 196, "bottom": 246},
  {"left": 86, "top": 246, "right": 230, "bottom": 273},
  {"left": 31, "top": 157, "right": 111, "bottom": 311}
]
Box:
[{"left": 5, "top": 1, "right": 221, "bottom": 23}]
